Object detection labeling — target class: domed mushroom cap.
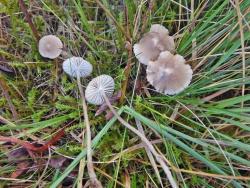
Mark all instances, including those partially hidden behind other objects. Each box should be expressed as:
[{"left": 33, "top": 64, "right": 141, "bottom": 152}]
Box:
[
  {"left": 150, "top": 24, "right": 169, "bottom": 37},
  {"left": 38, "top": 35, "right": 63, "bottom": 59},
  {"left": 133, "top": 24, "right": 175, "bottom": 65},
  {"left": 85, "top": 75, "right": 115, "bottom": 105},
  {"left": 62, "top": 57, "right": 93, "bottom": 78},
  {"left": 146, "top": 51, "right": 192, "bottom": 95}
]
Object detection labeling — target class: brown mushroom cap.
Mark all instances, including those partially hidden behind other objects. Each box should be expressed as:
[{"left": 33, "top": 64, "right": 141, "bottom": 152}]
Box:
[
  {"left": 133, "top": 24, "right": 175, "bottom": 65},
  {"left": 38, "top": 35, "right": 63, "bottom": 59},
  {"left": 146, "top": 51, "right": 192, "bottom": 95}
]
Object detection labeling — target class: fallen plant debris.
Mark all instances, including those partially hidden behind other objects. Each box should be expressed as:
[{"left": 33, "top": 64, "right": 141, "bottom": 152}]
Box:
[
  {"left": 1, "top": 0, "right": 250, "bottom": 187},
  {"left": 0, "top": 129, "right": 65, "bottom": 152}
]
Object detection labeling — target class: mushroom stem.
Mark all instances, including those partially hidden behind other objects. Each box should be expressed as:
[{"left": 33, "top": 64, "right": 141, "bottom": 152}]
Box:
[
  {"left": 102, "top": 93, "right": 178, "bottom": 188},
  {"left": 76, "top": 73, "right": 102, "bottom": 187}
]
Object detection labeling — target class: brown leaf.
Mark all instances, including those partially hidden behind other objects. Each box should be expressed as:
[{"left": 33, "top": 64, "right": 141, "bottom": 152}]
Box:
[
  {"left": 0, "top": 129, "right": 65, "bottom": 152},
  {"left": 8, "top": 148, "right": 28, "bottom": 162},
  {"left": 49, "top": 156, "right": 67, "bottom": 169},
  {"left": 105, "top": 110, "right": 114, "bottom": 121},
  {"left": 11, "top": 161, "right": 30, "bottom": 178}
]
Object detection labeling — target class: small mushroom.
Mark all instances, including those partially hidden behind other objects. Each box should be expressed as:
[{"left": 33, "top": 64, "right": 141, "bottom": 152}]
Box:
[
  {"left": 133, "top": 24, "right": 175, "bottom": 65},
  {"left": 146, "top": 51, "right": 193, "bottom": 95},
  {"left": 85, "top": 75, "right": 115, "bottom": 105},
  {"left": 62, "top": 56, "right": 101, "bottom": 186},
  {"left": 38, "top": 35, "right": 63, "bottom": 59},
  {"left": 62, "top": 57, "right": 93, "bottom": 78},
  {"left": 84, "top": 75, "right": 177, "bottom": 187}
]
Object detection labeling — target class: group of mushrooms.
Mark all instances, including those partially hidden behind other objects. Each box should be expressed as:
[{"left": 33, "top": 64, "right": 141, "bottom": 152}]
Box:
[
  {"left": 134, "top": 24, "right": 193, "bottom": 95},
  {"left": 37, "top": 24, "right": 190, "bottom": 188}
]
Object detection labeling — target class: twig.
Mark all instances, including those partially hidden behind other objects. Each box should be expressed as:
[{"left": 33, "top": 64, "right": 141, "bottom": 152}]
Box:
[
  {"left": 76, "top": 74, "right": 102, "bottom": 188},
  {"left": 18, "top": 0, "right": 40, "bottom": 42},
  {"left": 120, "top": 5, "right": 132, "bottom": 104},
  {"left": 0, "top": 129, "right": 65, "bottom": 152},
  {"left": 102, "top": 94, "right": 178, "bottom": 188},
  {"left": 120, "top": 42, "right": 133, "bottom": 103}
]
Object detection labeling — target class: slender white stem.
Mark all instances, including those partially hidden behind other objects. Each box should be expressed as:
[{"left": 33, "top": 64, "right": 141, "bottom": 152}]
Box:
[
  {"left": 76, "top": 74, "right": 102, "bottom": 187},
  {"left": 102, "top": 93, "right": 178, "bottom": 188}
]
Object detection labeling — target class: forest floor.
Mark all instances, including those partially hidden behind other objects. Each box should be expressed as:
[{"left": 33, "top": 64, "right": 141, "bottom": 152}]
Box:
[{"left": 0, "top": 0, "right": 250, "bottom": 187}]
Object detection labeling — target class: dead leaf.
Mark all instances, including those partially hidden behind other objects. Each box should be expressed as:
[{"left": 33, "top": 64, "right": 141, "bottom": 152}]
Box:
[
  {"left": 49, "top": 156, "right": 67, "bottom": 169},
  {"left": 8, "top": 148, "right": 28, "bottom": 162},
  {"left": 105, "top": 110, "right": 114, "bottom": 121},
  {"left": 11, "top": 161, "right": 30, "bottom": 178}
]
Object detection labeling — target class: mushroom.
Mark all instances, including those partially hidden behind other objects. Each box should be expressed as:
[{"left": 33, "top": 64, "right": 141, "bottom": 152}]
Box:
[
  {"left": 85, "top": 75, "right": 177, "bottom": 188},
  {"left": 85, "top": 75, "right": 115, "bottom": 105},
  {"left": 38, "top": 35, "right": 63, "bottom": 59},
  {"left": 62, "top": 57, "right": 93, "bottom": 78},
  {"left": 62, "top": 57, "right": 102, "bottom": 187},
  {"left": 133, "top": 24, "right": 175, "bottom": 65},
  {"left": 146, "top": 51, "right": 193, "bottom": 95}
]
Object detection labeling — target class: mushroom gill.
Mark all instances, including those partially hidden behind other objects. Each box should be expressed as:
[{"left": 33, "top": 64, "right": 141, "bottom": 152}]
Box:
[
  {"left": 146, "top": 51, "right": 193, "bottom": 95},
  {"left": 133, "top": 24, "right": 175, "bottom": 65}
]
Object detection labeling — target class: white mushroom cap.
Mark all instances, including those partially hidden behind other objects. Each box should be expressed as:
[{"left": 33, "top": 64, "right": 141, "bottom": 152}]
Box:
[
  {"left": 150, "top": 24, "right": 170, "bottom": 36},
  {"left": 146, "top": 51, "right": 192, "bottom": 95},
  {"left": 133, "top": 24, "right": 175, "bottom": 65},
  {"left": 62, "top": 57, "right": 93, "bottom": 78},
  {"left": 38, "top": 35, "right": 63, "bottom": 59},
  {"left": 85, "top": 75, "right": 115, "bottom": 105}
]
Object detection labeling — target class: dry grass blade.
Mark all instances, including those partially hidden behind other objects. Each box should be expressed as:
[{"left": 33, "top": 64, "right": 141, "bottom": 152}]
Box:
[
  {"left": 135, "top": 119, "right": 164, "bottom": 188},
  {"left": 76, "top": 74, "right": 102, "bottom": 188},
  {"left": 234, "top": 0, "right": 246, "bottom": 108},
  {"left": 102, "top": 94, "right": 178, "bottom": 188}
]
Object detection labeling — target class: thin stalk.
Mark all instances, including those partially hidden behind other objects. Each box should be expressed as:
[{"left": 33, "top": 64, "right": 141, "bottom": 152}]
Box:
[
  {"left": 18, "top": 0, "right": 40, "bottom": 42},
  {"left": 102, "top": 93, "right": 178, "bottom": 188},
  {"left": 234, "top": 0, "right": 246, "bottom": 108},
  {"left": 76, "top": 73, "right": 102, "bottom": 187}
]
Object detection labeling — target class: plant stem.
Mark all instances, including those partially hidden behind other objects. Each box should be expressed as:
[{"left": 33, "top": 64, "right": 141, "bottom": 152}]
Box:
[
  {"left": 18, "top": 0, "right": 40, "bottom": 42},
  {"left": 76, "top": 74, "right": 102, "bottom": 187},
  {"left": 102, "top": 94, "right": 178, "bottom": 188}
]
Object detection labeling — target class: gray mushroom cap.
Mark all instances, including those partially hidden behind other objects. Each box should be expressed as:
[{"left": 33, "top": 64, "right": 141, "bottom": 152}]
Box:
[
  {"left": 85, "top": 75, "right": 115, "bottom": 105},
  {"left": 38, "top": 35, "right": 63, "bottom": 59},
  {"left": 146, "top": 51, "right": 193, "bottom": 95},
  {"left": 133, "top": 24, "right": 175, "bottom": 65},
  {"left": 62, "top": 57, "right": 93, "bottom": 78}
]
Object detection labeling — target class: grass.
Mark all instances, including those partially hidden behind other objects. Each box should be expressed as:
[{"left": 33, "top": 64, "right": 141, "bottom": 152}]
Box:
[{"left": 0, "top": 0, "right": 250, "bottom": 187}]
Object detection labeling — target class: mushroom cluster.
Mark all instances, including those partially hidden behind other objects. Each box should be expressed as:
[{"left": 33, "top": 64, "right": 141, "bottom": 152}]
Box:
[
  {"left": 37, "top": 28, "right": 179, "bottom": 187},
  {"left": 133, "top": 24, "right": 193, "bottom": 95},
  {"left": 133, "top": 24, "right": 175, "bottom": 65}
]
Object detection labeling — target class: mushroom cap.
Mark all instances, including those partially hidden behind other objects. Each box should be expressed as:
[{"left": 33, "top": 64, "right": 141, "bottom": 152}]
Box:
[
  {"left": 38, "top": 35, "right": 63, "bottom": 59},
  {"left": 146, "top": 51, "right": 192, "bottom": 95},
  {"left": 62, "top": 57, "right": 93, "bottom": 78},
  {"left": 150, "top": 24, "right": 169, "bottom": 36},
  {"left": 133, "top": 24, "right": 175, "bottom": 65},
  {"left": 85, "top": 75, "right": 115, "bottom": 105}
]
